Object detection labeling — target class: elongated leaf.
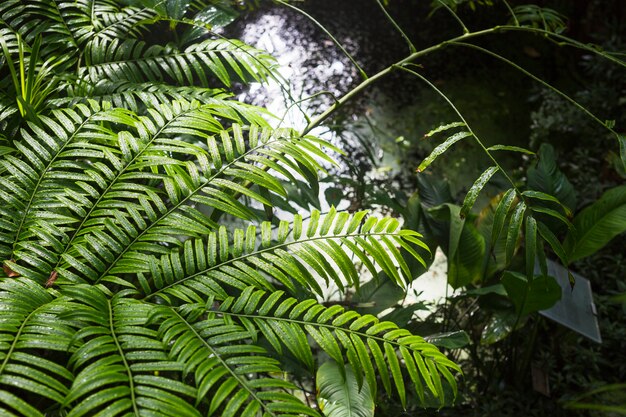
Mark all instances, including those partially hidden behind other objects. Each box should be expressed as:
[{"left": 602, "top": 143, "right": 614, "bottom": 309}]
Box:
[
  {"left": 525, "top": 216, "right": 537, "bottom": 279},
  {"left": 522, "top": 190, "right": 571, "bottom": 216},
  {"left": 487, "top": 145, "right": 535, "bottom": 154},
  {"left": 423, "top": 122, "right": 466, "bottom": 138},
  {"left": 491, "top": 189, "right": 517, "bottom": 245},
  {"left": 461, "top": 166, "right": 499, "bottom": 218},
  {"left": 564, "top": 185, "right": 626, "bottom": 261},
  {"left": 506, "top": 202, "right": 526, "bottom": 264},
  {"left": 536, "top": 222, "right": 568, "bottom": 266},
  {"left": 316, "top": 361, "right": 374, "bottom": 417},
  {"left": 417, "top": 131, "right": 472, "bottom": 172},
  {"left": 619, "top": 134, "right": 626, "bottom": 173},
  {"left": 530, "top": 206, "right": 573, "bottom": 229}
]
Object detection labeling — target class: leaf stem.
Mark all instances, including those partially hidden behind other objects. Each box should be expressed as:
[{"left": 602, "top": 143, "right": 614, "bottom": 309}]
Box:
[
  {"left": 375, "top": 0, "right": 416, "bottom": 53},
  {"left": 392, "top": 65, "right": 521, "bottom": 195},
  {"left": 303, "top": 27, "right": 501, "bottom": 135},
  {"left": 434, "top": 0, "right": 470, "bottom": 34}
]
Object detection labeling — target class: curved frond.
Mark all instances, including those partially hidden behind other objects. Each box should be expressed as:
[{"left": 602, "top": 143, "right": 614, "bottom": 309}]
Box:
[
  {"left": 47, "top": 118, "right": 330, "bottom": 286},
  {"left": 0, "top": 0, "right": 79, "bottom": 69},
  {"left": 62, "top": 285, "right": 196, "bottom": 417},
  {"left": 166, "top": 288, "right": 460, "bottom": 409},
  {"left": 0, "top": 101, "right": 137, "bottom": 282},
  {"left": 0, "top": 0, "right": 70, "bottom": 45},
  {"left": 0, "top": 278, "right": 75, "bottom": 416},
  {"left": 57, "top": 0, "right": 157, "bottom": 45},
  {"left": 51, "top": 81, "right": 269, "bottom": 124},
  {"left": 141, "top": 209, "right": 429, "bottom": 303},
  {"left": 152, "top": 304, "right": 321, "bottom": 417},
  {"left": 83, "top": 37, "right": 277, "bottom": 88}
]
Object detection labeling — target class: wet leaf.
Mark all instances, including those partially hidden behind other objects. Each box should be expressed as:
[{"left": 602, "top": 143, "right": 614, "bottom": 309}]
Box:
[
  {"left": 417, "top": 131, "right": 472, "bottom": 172},
  {"left": 461, "top": 166, "right": 499, "bottom": 219}
]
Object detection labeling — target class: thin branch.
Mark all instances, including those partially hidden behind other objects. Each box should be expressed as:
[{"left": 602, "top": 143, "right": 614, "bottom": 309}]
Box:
[
  {"left": 434, "top": 0, "right": 470, "bottom": 35},
  {"left": 496, "top": 25, "right": 626, "bottom": 69},
  {"left": 451, "top": 41, "right": 623, "bottom": 151},
  {"left": 501, "top": 0, "right": 519, "bottom": 26},
  {"left": 375, "top": 0, "right": 416, "bottom": 53},
  {"left": 302, "top": 26, "right": 501, "bottom": 134},
  {"left": 396, "top": 64, "right": 520, "bottom": 194}
]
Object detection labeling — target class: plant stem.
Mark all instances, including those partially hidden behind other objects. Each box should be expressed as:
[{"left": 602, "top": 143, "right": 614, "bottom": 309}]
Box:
[
  {"left": 375, "top": 0, "right": 416, "bottom": 53},
  {"left": 396, "top": 65, "right": 521, "bottom": 194},
  {"left": 302, "top": 27, "right": 500, "bottom": 135}
]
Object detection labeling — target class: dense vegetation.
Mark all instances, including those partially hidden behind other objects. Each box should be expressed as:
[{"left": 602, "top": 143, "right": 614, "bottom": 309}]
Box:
[{"left": 0, "top": 0, "right": 624, "bottom": 416}]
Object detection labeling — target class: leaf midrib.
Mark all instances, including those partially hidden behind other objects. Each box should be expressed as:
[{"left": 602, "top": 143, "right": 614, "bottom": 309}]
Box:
[
  {"left": 143, "top": 231, "right": 406, "bottom": 300},
  {"left": 92, "top": 133, "right": 290, "bottom": 285},
  {"left": 170, "top": 307, "right": 278, "bottom": 417},
  {"left": 54, "top": 103, "right": 201, "bottom": 270}
]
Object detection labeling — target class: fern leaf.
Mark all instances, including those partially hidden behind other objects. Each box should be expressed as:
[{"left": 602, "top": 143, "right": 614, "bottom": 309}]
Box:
[
  {"left": 0, "top": 102, "right": 135, "bottom": 282},
  {"left": 141, "top": 210, "right": 427, "bottom": 304},
  {"left": 0, "top": 278, "right": 75, "bottom": 415},
  {"left": 51, "top": 118, "right": 330, "bottom": 285},
  {"left": 215, "top": 289, "right": 460, "bottom": 407},
  {"left": 84, "top": 37, "right": 277, "bottom": 88},
  {"left": 152, "top": 304, "right": 321, "bottom": 417},
  {"left": 51, "top": 81, "right": 268, "bottom": 124},
  {"left": 63, "top": 285, "right": 194, "bottom": 417}
]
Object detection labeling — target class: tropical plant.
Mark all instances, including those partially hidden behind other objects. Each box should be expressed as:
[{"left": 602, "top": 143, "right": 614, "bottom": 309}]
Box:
[{"left": 1, "top": 0, "right": 625, "bottom": 416}]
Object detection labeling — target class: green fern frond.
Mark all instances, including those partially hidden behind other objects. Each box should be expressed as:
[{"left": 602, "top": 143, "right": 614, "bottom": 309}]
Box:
[
  {"left": 51, "top": 81, "right": 269, "bottom": 124},
  {"left": 0, "top": 278, "right": 75, "bottom": 416},
  {"left": 62, "top": 285, "right": 200, "bottom": 417},
  {"left": 0, "top": 101, "right": 137, "bottom": 279},
  {"left": 0, "top": 3, "right": 466, "bottom": 414},
  {"left": 152, "top": 304, "right": 321, "bottom": 417},
  {"left": 1, "top": 0, "right": 60, "bottom": 43},
  {"left": 46, "top": 118, "right": 331, "bottom": 286},
  {"left": 0, "top": 27, "right": 21, "bottom": 56},
  {"left": 0, "top": 0, "right": 79, "bottom": 64},
  {"left": 222, "top": 288, "right": 460, "bottom": 407},
  {"left": 158, "top": 287, "right": 460, "bottom": 410},
  {"left": 57, "top": 0, "right": 158, "bottom": 46},
  {"left": 2, "top": 101, "right": 278, "bottom": 284},
  {"left": 140, "top": 208, "right": 428, "bottom": 303},
  {"left": 83, "top": 37, "right": 277, "bottom": 87},
  {"left": 0, "top": 93, "right": 18, "bottom": 125}
]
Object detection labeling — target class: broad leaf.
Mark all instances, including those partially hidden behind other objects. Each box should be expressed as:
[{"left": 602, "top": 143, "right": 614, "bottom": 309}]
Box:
[
  {"left": 417, "top": 131, "right": 472, "bottom": 173},
  {"left": 564, "top": 185, "right": 626, "bottom": 261},
  {"left": 429, "top": 204, "right": 485, "bottom": 288},
  {"left": 501, "top": 271, "right": 561, "bottom": 316},
  {"left": 425, "top": 331, "right": 470, "bottom": 349},
  {"left": 317, "top": 361, "right": 374, "bottom": 417},
  {"left": 461, "top": 165, "right": 499, "bottom": 218}
]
